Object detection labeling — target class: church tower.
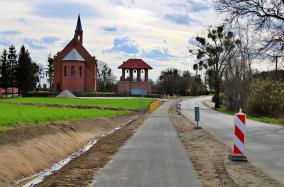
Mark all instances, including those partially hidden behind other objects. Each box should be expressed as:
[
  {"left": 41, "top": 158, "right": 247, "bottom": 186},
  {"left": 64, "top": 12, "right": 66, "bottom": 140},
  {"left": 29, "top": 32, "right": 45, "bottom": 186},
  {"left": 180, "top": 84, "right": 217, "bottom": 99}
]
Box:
[
  {"left": 74, "top": 15, "right": 83, "bottom": 44},
  {"left": 53, "top": 15, "right": 97, "bottom": 92}
]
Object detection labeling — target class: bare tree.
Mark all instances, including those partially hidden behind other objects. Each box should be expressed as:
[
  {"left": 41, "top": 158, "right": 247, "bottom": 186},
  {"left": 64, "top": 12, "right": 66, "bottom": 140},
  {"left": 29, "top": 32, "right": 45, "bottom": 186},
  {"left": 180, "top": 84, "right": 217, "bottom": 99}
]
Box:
[
  {"left": 215, "top": 0, "right": 284, "bottom": 47},
  {"left": 97, "top": 61, "right": 116, "bottom": 92},
  {"left": 233, "top": 23, "right": 258, "bottom": 78},
  {"left": 215, "top": 0, "right": 284, "bottom": 78},
  {"left": 222, "top": 23, "right": 259, "bottom": 111},
  {"left": 215, "top": 0, "right": 284, "bottom": 29}
]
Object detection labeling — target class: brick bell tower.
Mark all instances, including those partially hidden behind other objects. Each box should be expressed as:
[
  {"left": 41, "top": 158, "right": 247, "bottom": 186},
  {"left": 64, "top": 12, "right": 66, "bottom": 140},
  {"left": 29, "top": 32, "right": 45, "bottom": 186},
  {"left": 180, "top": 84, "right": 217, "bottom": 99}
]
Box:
[{"left": 117, "top": 59, "right": 153, "bottom": 95}]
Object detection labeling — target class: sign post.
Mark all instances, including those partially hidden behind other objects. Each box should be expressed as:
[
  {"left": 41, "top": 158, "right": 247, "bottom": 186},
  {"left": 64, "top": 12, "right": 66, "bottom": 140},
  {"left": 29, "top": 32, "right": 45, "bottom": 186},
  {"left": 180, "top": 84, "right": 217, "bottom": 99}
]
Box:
[{"left": 194, "top": 107, "right": 202, "bottom": 129}]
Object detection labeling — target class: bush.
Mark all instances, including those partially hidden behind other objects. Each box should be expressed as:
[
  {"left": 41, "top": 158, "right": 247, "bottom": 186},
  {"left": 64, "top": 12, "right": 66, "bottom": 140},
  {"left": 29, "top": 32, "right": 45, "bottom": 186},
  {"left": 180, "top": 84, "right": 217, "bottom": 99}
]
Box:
[
  {"left": 246, "top": 79, "right": 284, "bottom": 118},
  {"left": 72, "top": 91, "right": 160, "bottom": 98},
  {"left": 23, "top": 91, "right": 57, "bottom": 97}
]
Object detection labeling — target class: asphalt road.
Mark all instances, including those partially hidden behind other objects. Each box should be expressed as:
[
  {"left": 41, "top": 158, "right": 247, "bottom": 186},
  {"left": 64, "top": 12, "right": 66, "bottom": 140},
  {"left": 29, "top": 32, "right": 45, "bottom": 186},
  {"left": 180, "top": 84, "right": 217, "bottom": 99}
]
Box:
[
  {"left": 92, "top": 102, "right": 202, "bottom": 187},
  {"left": 181, "top": 96, "right": 284, "bottom": 184}
]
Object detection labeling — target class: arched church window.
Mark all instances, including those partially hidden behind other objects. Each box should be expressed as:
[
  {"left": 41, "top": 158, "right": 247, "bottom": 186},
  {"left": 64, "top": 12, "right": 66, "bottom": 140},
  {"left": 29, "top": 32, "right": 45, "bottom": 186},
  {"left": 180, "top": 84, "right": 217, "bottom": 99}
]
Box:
[
  {"left": 64, "top": 66, "right": 67, "bottom": 77},
  {"left": 71, "top": 66, "right": 75, "bottom": 78},
  {"left": 79, "top": 66, "right": 82, "bottom": 77}
]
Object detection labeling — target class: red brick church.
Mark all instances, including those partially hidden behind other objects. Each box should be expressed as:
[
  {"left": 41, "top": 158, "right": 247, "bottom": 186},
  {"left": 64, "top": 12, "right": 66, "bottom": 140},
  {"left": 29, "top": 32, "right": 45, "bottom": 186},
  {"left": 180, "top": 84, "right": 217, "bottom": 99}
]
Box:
[{"left": 53, "top": 15, "right": 97, "bottom": 92}]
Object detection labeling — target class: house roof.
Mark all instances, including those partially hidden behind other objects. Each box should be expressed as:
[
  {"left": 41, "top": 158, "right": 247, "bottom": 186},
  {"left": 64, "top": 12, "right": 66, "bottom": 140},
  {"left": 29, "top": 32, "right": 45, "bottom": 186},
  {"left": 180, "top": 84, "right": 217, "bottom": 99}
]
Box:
[
  {"left": 75, "top": 15, "right": 83, "bottom": 32},
  {"left": 118, "top": 59, "right": 153, "bottom": 69},
  {"left": 63, "top": 48, "right": 85, "bottom": 61}
]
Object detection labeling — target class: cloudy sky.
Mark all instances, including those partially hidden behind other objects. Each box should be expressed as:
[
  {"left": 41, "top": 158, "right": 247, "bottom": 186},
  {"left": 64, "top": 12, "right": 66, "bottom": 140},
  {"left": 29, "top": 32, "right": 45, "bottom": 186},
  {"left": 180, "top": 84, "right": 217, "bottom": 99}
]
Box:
[{"left": 0, "top": 0, "right": 225, "bottom": 81}]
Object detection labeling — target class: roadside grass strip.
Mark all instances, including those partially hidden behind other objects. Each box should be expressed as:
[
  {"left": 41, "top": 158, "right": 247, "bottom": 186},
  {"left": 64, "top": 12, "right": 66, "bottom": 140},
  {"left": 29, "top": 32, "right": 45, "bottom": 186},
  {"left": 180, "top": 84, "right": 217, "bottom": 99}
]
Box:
[
  {"left": 0, "top": 98, "right": 154, "bottom": 110},
  {"left": 217, "top": 106, "right": 284, "bottom": 126},
  {"left": 0, "top": 104, "right": 128, "bottom": 130}
]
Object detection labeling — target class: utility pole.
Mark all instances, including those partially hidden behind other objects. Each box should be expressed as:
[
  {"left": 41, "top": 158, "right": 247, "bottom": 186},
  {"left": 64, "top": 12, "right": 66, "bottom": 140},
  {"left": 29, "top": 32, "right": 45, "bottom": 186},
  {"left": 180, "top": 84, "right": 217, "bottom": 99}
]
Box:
[{"left": 275, "top": 56, "right": 279, "bottom": 80}]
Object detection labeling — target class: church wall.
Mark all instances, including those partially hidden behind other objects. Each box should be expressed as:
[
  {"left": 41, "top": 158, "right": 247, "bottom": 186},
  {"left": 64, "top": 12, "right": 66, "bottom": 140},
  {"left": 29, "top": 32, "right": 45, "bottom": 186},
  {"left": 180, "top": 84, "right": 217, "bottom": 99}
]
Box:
[
  {"left": 84, "top": 62, "right": 96, "bottom": 92},
  {"left": 117, "top": 81, "right": 152, "bottom": 94},
  {"left": 61, "top": 61, "right": 85, "bottom": 92}
]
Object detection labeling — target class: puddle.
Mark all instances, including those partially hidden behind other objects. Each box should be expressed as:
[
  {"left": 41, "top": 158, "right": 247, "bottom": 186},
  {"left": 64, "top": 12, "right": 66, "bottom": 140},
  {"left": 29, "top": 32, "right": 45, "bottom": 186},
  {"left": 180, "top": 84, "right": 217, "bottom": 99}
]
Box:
[{"left": 11, "top": 116, "right": 138, "bottom": 187}]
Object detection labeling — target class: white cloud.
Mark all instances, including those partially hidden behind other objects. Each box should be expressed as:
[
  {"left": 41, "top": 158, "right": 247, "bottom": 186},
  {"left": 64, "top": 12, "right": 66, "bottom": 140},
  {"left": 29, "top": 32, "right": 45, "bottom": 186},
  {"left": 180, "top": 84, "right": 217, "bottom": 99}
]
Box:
[{"left": 0, "top": 0, "right": 223, "bottom": 80}]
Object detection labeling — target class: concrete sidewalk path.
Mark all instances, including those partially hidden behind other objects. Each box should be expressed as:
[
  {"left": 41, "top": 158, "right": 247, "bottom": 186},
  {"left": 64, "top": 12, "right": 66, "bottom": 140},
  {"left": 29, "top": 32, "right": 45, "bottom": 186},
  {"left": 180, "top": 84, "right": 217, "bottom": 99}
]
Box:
[{"left": 92, "top": 102, "right": 202, "bottom": 187}]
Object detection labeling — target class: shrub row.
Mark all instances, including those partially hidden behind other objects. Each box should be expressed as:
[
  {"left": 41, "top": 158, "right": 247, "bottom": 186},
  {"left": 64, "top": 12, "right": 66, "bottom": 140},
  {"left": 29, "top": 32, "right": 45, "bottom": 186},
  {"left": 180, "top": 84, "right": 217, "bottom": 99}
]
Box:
[{"left": 246, "top": 79, "right": 284, "bottom": 118}]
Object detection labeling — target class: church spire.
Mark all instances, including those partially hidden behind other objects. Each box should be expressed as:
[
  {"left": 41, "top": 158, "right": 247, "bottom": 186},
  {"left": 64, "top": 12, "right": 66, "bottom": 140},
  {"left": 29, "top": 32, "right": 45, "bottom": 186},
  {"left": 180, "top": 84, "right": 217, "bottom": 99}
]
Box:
[
  {"left": 75, "top": 14, "right": 83, "bottom": 32},
  {"left": 74, "top": 14, "right": 83, "bottom": 44}
]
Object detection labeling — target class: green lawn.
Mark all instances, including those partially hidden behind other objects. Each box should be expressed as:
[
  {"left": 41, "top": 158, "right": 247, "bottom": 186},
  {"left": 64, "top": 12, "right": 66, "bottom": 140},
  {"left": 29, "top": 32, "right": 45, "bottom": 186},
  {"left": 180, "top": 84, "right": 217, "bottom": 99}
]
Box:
[
  {"left": 216, "top": 106, "right": 284, "bottom": 125},
  {"left": 0, "top": 104, "right": 128, "bottom": 130},
  {"left": 0, "top": 97, "right": 154, "bottom": 110}
]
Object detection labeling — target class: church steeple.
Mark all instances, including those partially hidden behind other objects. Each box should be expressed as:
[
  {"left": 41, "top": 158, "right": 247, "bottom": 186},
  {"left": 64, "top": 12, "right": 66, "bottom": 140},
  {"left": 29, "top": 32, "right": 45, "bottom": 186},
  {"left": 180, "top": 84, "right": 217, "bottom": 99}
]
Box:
[{"left": 74, "top": 14, "right": 83, "bottom": 44}]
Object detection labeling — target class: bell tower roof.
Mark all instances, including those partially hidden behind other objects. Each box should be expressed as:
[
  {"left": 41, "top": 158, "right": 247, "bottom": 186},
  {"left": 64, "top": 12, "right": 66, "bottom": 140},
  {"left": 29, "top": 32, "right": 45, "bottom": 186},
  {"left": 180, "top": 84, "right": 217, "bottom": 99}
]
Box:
[
  {"left": 74, "top": 15, "right": 83, "bottom": 44},
  {"left": 75, "top": 14, "right": 83, "bottom": 32}
]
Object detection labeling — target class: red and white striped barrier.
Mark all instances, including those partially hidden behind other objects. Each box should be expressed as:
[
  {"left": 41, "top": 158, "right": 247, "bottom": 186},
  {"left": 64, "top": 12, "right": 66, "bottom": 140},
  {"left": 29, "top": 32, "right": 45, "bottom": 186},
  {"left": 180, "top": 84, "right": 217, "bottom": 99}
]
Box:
[
  {"left": 177, "top": 102, "right": 181, "bottom": 115},
  {"left": 229, "top": 109, "right": 247, "bottom": 161},
  {"left": 176, "top": 98, "right": 182, "bottom": 115}
]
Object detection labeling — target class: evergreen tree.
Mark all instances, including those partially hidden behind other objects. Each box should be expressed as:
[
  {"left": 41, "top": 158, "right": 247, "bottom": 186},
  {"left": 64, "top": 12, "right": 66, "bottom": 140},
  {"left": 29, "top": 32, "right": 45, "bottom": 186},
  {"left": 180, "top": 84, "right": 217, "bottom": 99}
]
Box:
[
  {"left": 0, "top": 49, "right": 9, "bottom": 98},
  {"left": 16, "top": 45, "right": 39, "bottom": 95}
]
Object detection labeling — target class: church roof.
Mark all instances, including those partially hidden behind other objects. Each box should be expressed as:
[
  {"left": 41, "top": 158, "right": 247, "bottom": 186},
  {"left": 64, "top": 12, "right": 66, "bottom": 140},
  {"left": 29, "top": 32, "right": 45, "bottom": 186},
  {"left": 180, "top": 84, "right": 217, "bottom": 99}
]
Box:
[
  {"left": 75, "top": 15, "right": 83, "bottom": 32},
  {"left": 63, "top": 48, "right": 85, "bottom": 61},
  {"left": 118, "top": 59, "right": 153, "bottom": 69}
]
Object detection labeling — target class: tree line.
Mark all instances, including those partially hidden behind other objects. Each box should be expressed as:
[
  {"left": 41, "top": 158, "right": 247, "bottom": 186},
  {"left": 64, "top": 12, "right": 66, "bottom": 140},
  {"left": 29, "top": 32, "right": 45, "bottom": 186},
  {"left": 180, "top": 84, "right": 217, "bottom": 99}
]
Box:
[
  {"left": 0, "top": 45, "right": 40, "bottom": 97},
  {"left": 153, "top": 68, "right": 208, "bottom": 96}
]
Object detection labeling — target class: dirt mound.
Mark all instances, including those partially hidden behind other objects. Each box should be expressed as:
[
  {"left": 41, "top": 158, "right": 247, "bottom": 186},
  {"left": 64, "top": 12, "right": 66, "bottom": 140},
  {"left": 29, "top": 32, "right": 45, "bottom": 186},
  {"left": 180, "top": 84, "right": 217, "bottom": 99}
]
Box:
[{"left": 56, "top": 90, "right": 76, "bottom": 98}]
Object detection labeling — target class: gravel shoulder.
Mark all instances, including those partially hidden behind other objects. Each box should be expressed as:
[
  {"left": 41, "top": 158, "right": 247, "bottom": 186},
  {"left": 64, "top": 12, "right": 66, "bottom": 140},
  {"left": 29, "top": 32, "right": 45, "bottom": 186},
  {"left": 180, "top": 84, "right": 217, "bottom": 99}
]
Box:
[{"left": 169, "top": 103, "right": 283, "bottom": 187}]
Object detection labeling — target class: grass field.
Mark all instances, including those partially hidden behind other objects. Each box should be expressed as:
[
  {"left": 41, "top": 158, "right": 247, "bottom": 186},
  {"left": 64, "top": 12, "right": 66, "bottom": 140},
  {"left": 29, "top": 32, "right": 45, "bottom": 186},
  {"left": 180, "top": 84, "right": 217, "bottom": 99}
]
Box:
[
  {"left": 0, "top": 104, "right": 128, "bottom": 131},
  {"left": 217, "top": 106, "right": 284, "bottom": 125},
  {"left": 0, "top": 98, "right": 154, "bottom": 110}
]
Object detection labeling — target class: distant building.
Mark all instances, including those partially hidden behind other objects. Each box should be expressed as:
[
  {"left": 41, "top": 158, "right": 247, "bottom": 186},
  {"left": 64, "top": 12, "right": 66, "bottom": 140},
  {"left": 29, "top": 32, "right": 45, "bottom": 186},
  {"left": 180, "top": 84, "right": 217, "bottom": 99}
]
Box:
[
  {"left": 117, "top": 59, "right": 153, "bottom": 95},
  {"left": 0, "top": 88, "right": 3, "bottom": 98},
  {"left": 53, "top": 15, "right": 97, "bottom": 92},
  {"left": 0, "top": 87, "right": 18, "bottom": 97}
]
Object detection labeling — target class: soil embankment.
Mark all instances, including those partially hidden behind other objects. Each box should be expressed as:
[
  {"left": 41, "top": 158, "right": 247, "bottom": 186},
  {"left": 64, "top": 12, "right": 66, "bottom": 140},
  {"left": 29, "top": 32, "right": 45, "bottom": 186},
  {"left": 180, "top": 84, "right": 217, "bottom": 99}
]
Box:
[
  {"left": 0, "top": 114, "right": 139, "bottom": 186},
  {"left": 169, "top": 104, "right": 283, "bottom": 187},
  {"left": 35, "top": 112, "right": 149, "bottom": 186}
]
